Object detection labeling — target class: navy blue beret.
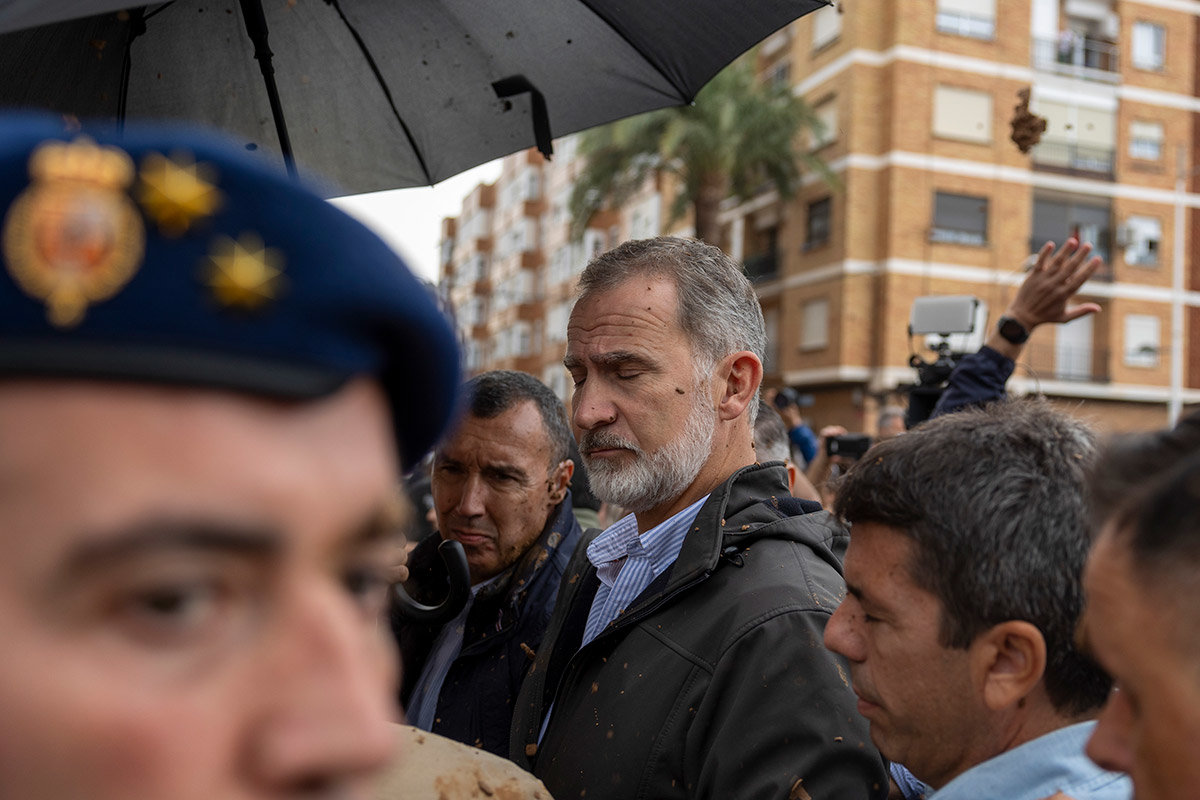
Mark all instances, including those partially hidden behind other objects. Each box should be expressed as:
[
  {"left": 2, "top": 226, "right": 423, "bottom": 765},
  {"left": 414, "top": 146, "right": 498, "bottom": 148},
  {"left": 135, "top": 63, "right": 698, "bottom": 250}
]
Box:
[{"left": 0, "top": 113, "right": 460, "bottom": 468}]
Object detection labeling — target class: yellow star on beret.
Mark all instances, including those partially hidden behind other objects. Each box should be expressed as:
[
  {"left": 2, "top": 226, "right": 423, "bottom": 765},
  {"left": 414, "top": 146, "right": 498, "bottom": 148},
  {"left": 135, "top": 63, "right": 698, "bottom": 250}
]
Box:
[
  {"left": 205, "top": 233, "right": 284, "bottom": 310},
  {"left": 138, "top": 151, "right": 222, "bottom": 237}
]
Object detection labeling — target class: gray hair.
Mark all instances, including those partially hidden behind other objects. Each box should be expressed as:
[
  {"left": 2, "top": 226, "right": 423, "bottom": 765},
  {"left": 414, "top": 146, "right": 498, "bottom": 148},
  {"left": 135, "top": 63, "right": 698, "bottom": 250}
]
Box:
[
  {"left": 753, "top": 399, "right": 791, "bottom": 463},
  {"left": 835, "top": 400, "right": 1110, "bottom": 716},
  {"left": 578, "top": 236, "right": 766, "bottom": 425}
]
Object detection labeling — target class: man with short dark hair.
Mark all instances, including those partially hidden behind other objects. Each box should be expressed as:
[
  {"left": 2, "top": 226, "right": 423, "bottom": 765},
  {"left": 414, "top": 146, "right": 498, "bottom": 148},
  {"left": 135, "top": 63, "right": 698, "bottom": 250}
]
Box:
[
  {"left": 512, "top": 236, "right": 886, "bottom": 800},
  {"left": 394, "top": 370, "right": 581, "bottom": 757},
  {"left": 824, "top": 401, "right": 1129, "bottom": 800},
  {"left": 1077, "top": 415, "right": 1200, "bottom": 800}
]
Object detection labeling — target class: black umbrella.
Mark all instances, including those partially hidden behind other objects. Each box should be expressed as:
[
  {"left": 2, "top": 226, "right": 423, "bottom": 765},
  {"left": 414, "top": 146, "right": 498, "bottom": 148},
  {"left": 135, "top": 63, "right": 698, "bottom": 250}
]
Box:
[{"left": 0, "top": 0, "right": 827, "bottom": 196}]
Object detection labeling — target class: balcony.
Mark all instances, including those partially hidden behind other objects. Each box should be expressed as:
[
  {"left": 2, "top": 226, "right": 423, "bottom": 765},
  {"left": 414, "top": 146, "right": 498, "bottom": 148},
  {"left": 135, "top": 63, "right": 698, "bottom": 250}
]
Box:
[
  {"left": 742, "top": 250, "right": 779, "bottom": 283},
  {"left": 1023, "top": 342, "right": 1111, "bottom": 383},
  {"left": 1032, "top": 36, "right": 1120, "bottom": 83},
  {"left": 1030, "top": 139, "right": 1115, "bottom": 179}
]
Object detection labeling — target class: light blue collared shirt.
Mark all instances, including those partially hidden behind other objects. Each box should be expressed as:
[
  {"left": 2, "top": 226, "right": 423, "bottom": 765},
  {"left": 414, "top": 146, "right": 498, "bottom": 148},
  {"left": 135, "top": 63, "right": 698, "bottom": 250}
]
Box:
[
  {"left": 581, "top": 494, "right": 708, "bottom": 646},
  {"left": 929, "top": 721, "right": 1130, "bottom": 800}
]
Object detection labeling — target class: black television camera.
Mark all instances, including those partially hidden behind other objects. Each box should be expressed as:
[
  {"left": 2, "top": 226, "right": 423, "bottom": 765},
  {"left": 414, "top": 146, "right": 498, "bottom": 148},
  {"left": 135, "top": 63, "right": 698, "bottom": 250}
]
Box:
[{"left": 904, "top": 296, "right": 986, "bottom": 428}]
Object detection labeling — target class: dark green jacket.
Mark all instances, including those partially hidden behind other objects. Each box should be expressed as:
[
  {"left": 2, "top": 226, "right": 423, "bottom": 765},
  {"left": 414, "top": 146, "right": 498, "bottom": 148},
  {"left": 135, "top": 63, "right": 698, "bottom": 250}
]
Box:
[{"left": 510, "top": 462, "right": 887, "bottom": 800}]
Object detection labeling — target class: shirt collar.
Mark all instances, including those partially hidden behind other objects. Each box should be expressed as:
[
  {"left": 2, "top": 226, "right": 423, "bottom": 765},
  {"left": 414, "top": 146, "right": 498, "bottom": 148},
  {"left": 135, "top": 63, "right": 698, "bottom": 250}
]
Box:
[{"left": 586, "top": 495, "right": 709, "bottom": 583}]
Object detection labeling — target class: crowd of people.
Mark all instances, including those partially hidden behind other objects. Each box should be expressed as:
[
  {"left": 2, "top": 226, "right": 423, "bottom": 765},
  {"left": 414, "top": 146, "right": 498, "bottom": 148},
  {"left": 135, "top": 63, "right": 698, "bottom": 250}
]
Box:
[{"left": 1, "top": 112, "right": 1196, "bottom": 800}]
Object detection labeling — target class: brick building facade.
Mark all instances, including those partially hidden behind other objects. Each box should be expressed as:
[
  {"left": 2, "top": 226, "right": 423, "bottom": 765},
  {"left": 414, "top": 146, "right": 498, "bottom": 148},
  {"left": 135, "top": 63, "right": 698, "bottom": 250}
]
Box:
[{"left": 439, "top": 0, "right": 1200, "bottom": 434}]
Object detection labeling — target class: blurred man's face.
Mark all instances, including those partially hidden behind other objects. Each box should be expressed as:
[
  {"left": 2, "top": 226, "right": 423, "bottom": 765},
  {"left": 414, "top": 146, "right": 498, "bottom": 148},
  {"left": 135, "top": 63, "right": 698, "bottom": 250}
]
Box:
[
  {"left": 1083, "top": 531, "right": 1200, "bottom": 800},
  {"left": 0, "top": 379, "right": 401, "bottom": 800},
  {"left": 432, "top": 401, "right": 571, "bottom": 584},
  {"left": 565, "top": 276, "right": 717, "bottom": 513},
  {"left": 823, "top": 522, "right": 984, "bottom": 789}
]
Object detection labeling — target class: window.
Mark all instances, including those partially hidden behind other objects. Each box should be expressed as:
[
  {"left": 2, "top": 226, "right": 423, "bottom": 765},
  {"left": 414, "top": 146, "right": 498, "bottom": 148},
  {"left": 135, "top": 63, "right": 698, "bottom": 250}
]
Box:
[
  {"left": 767, "top": 60, "right": 792, "bottom": 89},
  {"left": 811, "top": 97, "right": 838, "bottom": 149},
  {"left": 811, "top": 4, "right": 841, "bottom": 50},
  {"left": 1132, "top": 22, "right": 1165, "bottom": 71},
  {"left": 465, "top": 340, "right": 483, "bottom": 371},
  {"left": 762, "top": 28, "right": 791, "bottom": 57},
  {"left": 629, "top": 195, "right": 661, "bottom": 240},
  {"left": 1055, "top": 314, "right": 1094, "bottom": 381},
  {"left": 544, "top": 365, "right": 569, "bottom": 403},
  {"left": 1123, "top": 216, "right": 1162, "bottom": 267},
  {"left": 522, "top": 169, "right": 540, "bottom": 202},
  {"left": 583, "top": 229, "right": 606, "bottom": 260},
  {"left": 805, "top": 197, "right": 831, "bottom": 249},
  {"left": 936, "top": 0, "right": 995, "bottom": 39},
  {"left": 513, "top": 322, "right": 532, "bottom": 358},
  {"left": 1129, "top": 121, "right": 1163, "bottom": 161},
  {"left": 1032, "top": 100, "right": 1115, "bottom": 173},
  {"left": 1032, "top": 194, "right": 1112, "bottom": 264},
  {"left": 800, "top": 298, "right": 829, "bottom": 351},
  {"left": 546, "top": 301, "right": 571, "bottom": 343},
  {"left": 1124, "top": 314, "right": 1160, "bottom": 367},
  {"left": 931, "top": 192, "right": 988, "bottom": 245},
  {"left": 933, "top": 86, "right": 992, "bottom": 144}
]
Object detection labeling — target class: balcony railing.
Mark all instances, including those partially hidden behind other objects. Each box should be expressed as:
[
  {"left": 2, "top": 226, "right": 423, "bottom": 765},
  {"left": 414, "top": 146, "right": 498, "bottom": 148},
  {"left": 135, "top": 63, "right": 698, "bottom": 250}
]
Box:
[
  {"left": 1022, "top": 342, "right": 1111, "bottom": 383},
  {"left": 743, "top": 250, "right": 780, "bottom": 283},
  {"left": 1032, "top": 36, "right": 1120, "bottom": 82},
  {"left": 1030, "top": 139, "right": 1115, "bottom": 178}
]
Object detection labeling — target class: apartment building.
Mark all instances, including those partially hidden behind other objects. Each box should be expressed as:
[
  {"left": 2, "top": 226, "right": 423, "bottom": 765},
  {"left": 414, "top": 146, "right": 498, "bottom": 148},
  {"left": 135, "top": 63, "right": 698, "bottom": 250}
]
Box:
[
  {"left": 735, "top": 0, "right": 1200, "bottom": 432},
  {"left": 440, "top": 0, "right": 1200, "bottom": 433},
  {"left": 438, "top": 137, "right": 668, "bottom": 401}
]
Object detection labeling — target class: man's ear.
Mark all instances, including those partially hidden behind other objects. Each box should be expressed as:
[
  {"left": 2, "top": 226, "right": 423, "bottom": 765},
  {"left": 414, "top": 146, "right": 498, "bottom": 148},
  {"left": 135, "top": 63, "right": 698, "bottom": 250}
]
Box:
[
  {"left": 969, "top": 620, "right": 1047, "bottom": 712},
  {"left": 547, "top": 458, "right": 575, "bottom": 506},
  {"left": 718, "top": 350, "right": 763, "bottom": 421}
]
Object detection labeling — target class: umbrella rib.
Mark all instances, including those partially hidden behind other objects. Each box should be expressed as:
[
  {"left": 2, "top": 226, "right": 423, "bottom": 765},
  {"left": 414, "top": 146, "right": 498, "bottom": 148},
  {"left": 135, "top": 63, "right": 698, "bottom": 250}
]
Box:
[
  {"left": 575, "top": 0, "right": 689, "bottom": 101},
  {"left": 326, "top": 0, "right": 434, "bottom": 186}
]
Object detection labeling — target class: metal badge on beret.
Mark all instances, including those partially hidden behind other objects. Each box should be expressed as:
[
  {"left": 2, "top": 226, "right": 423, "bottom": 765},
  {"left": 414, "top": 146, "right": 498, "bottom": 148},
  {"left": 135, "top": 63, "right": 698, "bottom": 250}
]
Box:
[
  {"left": 137, "top": 151, "right": 222, "bottom": 237},
  {"left": 1, "top": 137, "right": 146, "bottom": 328},
  {"left": 204, "top": 232, "right": 285, "bottom": 311}
]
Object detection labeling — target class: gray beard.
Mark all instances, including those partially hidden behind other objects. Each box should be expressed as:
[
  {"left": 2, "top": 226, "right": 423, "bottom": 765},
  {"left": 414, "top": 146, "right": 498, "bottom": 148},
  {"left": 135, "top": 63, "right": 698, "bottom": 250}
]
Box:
[{"left": 581, "top": 391, "right": 716, "bottom": 513}]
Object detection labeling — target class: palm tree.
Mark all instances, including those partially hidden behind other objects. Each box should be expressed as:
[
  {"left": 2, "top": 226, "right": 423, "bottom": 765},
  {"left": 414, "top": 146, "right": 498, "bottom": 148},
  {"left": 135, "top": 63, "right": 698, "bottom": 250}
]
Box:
[{"left": 570, "top": 58, "right": 831, "bottom": 245}]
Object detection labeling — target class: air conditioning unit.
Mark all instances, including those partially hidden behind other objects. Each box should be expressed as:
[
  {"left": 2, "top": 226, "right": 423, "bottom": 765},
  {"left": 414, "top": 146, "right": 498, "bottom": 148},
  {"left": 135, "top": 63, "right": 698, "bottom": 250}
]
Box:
[{"left": 1114, "top": 224, "right": 1134, "bottom": 247}]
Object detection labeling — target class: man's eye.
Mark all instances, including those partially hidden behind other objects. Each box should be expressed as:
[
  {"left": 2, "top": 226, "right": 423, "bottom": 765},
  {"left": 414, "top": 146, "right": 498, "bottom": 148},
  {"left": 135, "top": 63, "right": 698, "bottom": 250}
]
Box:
[
  {"left": 114, "top": 581, "right": 222, "bottom": 643},
  {"left": 616, "top": 372, "right": 640, "bottom": 381}
]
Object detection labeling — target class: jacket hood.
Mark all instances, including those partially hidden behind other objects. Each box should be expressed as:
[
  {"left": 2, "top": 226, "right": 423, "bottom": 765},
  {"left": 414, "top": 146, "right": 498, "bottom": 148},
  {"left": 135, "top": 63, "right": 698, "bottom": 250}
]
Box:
[{"left": 670, "top": 462, "right": 848, "bottom": 588}]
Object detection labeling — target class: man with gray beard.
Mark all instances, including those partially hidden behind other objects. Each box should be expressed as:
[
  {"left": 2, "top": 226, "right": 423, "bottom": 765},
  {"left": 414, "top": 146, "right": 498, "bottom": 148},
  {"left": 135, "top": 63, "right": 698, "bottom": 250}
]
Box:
[{"left": 510, "top": 237, "right": 887, "bottom": 800}]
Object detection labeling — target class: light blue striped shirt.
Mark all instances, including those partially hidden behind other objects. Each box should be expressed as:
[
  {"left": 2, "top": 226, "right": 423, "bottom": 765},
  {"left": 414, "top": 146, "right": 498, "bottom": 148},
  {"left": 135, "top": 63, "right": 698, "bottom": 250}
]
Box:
[{"left": 581, "top": 494, "right": 709, "bottom": 647}]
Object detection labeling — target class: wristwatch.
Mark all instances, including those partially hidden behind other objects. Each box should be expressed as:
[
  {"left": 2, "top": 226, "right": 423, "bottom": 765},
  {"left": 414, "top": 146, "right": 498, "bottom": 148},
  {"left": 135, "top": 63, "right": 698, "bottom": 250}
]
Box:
[{"left": 996, "top": 315, "right": 1030, "bottom": 345}]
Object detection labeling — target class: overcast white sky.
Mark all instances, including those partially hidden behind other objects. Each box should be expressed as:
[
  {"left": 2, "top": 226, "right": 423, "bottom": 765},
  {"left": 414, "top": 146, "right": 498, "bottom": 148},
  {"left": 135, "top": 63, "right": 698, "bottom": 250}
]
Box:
[{"left": 329, "top": 158, "right": 504, "bottom": 284}]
